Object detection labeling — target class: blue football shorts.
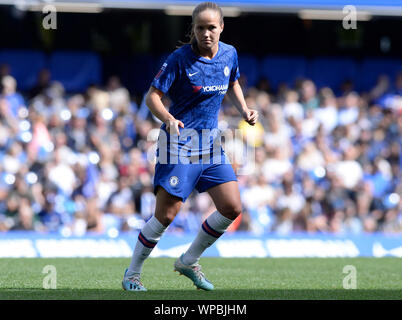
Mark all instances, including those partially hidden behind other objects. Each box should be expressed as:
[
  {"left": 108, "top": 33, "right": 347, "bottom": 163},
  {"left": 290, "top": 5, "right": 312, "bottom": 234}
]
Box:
[{"left": 153, "top": 153, "right": 238, "bottom": 202}]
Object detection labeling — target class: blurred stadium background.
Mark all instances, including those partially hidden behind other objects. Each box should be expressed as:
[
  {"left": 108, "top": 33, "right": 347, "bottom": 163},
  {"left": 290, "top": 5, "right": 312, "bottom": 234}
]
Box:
[{"left": 0, "top": 0, "right": 401, "bottom": 258}]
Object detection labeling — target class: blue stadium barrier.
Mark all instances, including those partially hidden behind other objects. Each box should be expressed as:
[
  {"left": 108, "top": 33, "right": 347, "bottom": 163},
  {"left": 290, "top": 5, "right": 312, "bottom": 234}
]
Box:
[
  {"left": 238, "top": 54, "right": 259, "bottom": 88},
  {"left": 357, "top": 57, "right": 402, "bottom": 92},
  {"left": 130, "top": 54, "right": 155, "bottom": 94},
  {"left": 307, "top": 57, "right": 358, "bottom": 93},
  {"left": 1, "top": 231, "right": 401, "bottom": 258},
  {"left": 260, "top": 55, "right": 307, "bottom": 91},
  {"left": 0, "top": 50, "right": 46, "bottom": 91},
  {"left": 1, "top": 49, "right": 402, "bottom": 95},
  {"left": 49, "top": 51, "right": 102, "bottom": 92}
]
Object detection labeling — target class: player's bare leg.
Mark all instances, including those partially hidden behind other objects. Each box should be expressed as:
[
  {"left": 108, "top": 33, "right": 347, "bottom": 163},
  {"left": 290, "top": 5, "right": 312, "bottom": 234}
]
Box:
[
  {"left": 206, "top": 180, "right": 242, "bottom": 221},
  {"left": 154, "top": 187, "right": 183, "bottom": 227}
]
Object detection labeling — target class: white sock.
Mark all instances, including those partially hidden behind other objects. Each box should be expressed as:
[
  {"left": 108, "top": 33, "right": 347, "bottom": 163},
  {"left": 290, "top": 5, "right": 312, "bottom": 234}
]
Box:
[
  {"left": 182, "top": 211, "right": 233, "bottom": 265},
  {"left": 127, "top": 215, "right": 167, "bottom": 275}
]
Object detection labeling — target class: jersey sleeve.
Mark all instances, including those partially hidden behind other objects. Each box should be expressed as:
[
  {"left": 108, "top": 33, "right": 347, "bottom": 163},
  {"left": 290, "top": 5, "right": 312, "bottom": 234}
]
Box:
[
  {"left": 230, "top": 47, "right": 240, "bottom": 83},
  {"left": 151, "top": 53, "right": 179, "bottom": 94}
]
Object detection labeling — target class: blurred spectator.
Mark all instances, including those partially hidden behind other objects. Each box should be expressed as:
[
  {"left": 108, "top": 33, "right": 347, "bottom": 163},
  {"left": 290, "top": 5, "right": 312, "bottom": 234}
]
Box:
[
  {"left": 338, "top": 91, "right": 360, "bottom": 126},
  {"left": 272, "top": 208, "right": 293, "bottom": 235},
  {"left": 314, "top": 87, "right": 338, "bottom": 133},
  {"left": 370, "top": 75, "right": 391, "bottom": 104},
  {"left": 261, "top": 147, "right": 292, "bottom": 184},
  {"left": 29, "top": 69, "right": 51, "bottom": 99},
  {"left": 328, "top": 146, "right": 363, "bottom": 189},
  {"left": 276, "top": 179, "right": 305, "bottom": 215},
  {"left": 283, "top": 90, "right": 304, "bottom": 122},
  {"left": 255, "top": 90, "right": 271, "bottom": 121},
  {"left": 301, "top": 79, "right": 319, "bottom": 111},
  {"left": 264, "top": 104, "right": 292, "bottom": 157},
  {"left": 1, "top": 75, "right": 25, "bottom": 119},
  {"left": 106, "top": 176, "right": 136, "bottom": 217},
  {"left": 297, "top": 141, "right": 325, "bottom": 172},
  {"left": 47, "top": 148, "right": 77, "bottom": 196},
  {"left": 106, "top": 75, "right": 131, "bottom": 114},
  {"left": 0, "top": 63, "right": 10, "bottom": 78},
  {"left": 256, "top": 77, "right": 272, "bottom": 94}
]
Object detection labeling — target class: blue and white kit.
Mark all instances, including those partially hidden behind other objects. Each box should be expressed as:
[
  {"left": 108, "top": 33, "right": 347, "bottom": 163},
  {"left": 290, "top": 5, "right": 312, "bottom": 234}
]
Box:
[{"left": 151, "top": 41, "right": 241, "bottom": 201}]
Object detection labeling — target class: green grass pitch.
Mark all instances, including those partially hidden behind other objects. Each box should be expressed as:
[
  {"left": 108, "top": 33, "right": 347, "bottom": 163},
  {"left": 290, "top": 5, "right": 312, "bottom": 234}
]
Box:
[{"left": 0, "top": 258, "right": 401, "bottom": 300}]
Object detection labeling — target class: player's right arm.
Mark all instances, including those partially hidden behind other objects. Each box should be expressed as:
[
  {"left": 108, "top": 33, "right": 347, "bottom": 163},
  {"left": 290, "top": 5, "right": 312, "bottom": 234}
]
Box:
[{"left": 145, "top": 86, "right": 184, "bottom": 135}]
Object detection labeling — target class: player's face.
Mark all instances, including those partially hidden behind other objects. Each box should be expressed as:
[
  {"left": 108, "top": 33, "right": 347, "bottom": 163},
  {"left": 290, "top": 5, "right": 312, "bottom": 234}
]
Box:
[{"left": 193, "top": 9, "right": 223, "bottom": 52}]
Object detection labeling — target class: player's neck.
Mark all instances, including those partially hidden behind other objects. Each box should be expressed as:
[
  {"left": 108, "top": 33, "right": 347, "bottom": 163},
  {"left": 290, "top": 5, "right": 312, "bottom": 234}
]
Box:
[{"left": 196, "top": 43, "right": 219, "bottom": 60}]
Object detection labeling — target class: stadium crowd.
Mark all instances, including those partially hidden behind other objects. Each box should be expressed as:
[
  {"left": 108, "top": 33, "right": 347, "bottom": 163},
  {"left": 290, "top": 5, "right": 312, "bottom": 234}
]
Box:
[{"left": 0, "top": 63, "right": 401, "bottom": 236}]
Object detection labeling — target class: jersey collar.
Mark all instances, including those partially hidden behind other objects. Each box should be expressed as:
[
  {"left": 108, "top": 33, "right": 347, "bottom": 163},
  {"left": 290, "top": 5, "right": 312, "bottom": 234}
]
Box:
[{"left": 190, "top": 42, "right": 222, "bottom": 64}]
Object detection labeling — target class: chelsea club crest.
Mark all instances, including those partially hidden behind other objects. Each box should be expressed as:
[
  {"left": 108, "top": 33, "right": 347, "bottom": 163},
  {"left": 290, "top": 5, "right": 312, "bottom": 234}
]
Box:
[
  {"left": 224, "top": 66, "right": 230, "bottom": 77},
  {"left": 169, "top": 176, "right": 179, "bottom": 187}
]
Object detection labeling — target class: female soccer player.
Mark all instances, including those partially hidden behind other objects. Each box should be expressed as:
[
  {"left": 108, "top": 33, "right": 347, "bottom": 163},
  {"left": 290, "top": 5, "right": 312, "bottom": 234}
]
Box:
[{"left": 122, "top": 1, "right": 258, "bottom": 291}]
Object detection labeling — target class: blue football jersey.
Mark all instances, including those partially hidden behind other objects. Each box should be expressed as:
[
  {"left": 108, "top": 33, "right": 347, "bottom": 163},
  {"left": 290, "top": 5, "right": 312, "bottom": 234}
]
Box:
[{"left": 151, "top": 41, "right": 240, "bottom": 131}]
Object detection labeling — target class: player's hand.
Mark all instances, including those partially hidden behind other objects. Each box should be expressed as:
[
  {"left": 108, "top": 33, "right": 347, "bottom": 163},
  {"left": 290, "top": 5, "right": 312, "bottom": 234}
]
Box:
[
  {"left": 243, "top": 109, "right": 259, "bottom": 126},
  {"left": 165, "top": 118, "right": 184, "bottom": 135}
]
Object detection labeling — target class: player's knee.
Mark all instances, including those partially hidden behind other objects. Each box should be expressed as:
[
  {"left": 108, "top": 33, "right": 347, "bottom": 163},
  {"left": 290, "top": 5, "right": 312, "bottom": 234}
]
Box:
[
  {"left": 220, "top": 203, "right": 242, "bottom": 220},
  {"left": 159, "top": 207, "right": 179, "bottom": 226},
  {"left": 163, "top": 213, "right": 175, "bottom": 225},
  {"left": 231, "top": 205, "right": 242, "bottom": 220}
]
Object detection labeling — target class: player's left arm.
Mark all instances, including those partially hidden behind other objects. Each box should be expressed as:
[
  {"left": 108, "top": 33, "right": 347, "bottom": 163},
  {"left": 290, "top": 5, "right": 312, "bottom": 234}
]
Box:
[{"left": 227, "top": 80, "right": 259, "bottom": 126}]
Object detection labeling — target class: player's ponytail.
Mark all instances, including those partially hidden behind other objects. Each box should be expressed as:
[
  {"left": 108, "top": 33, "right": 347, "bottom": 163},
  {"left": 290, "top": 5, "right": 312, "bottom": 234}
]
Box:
[{"left": 177, "top": 2, "right": 224, "bottom": 52}]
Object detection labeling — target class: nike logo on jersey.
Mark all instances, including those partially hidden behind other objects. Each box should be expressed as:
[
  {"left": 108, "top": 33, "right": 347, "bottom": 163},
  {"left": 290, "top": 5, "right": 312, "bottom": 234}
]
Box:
[{"left": 188, "top": 72, "right": 199, "bottom": 77}]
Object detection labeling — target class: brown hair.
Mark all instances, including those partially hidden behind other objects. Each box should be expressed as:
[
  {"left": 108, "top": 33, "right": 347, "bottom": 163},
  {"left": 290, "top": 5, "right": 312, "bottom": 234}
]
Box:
[{"left": 178, "top": 2, "right": 224, "bottom": 52}]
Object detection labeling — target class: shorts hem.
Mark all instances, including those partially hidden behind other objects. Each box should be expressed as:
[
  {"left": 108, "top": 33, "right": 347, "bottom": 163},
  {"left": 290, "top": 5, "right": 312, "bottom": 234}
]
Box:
[
  {"left": 196, "top": 178, "right": 238, "bottom": 194},
  {"left": 153, "top": 184, "right": 186, "bottom": 202}
]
